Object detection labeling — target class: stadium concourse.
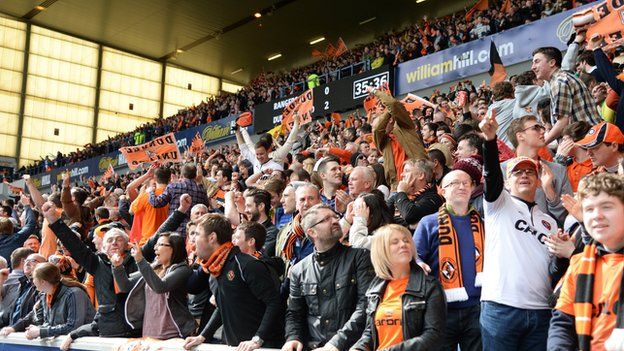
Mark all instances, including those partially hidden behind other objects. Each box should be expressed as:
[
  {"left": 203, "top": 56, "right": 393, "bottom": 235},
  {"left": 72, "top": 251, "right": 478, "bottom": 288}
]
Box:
[{"left": 1, "top": 0, "right": 624, "bottom": 351}]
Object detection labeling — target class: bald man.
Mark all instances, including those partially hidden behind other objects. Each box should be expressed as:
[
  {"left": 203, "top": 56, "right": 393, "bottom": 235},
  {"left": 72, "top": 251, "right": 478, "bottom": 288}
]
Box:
[
  {"left": 347, "top": 166, "right": 375, "bottom": 198},
  {"left": 413, "top": 170, "right": 484, "bottom": 351}
]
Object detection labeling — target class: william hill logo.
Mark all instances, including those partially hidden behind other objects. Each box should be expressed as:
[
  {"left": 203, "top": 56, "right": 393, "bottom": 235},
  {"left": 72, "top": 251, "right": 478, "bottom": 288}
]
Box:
[
  {"left": 98, "top": 157, "right": 118, "bottom": 172},
  {"left": 202, "top": 125, "right": 231, "bottom": 142}
]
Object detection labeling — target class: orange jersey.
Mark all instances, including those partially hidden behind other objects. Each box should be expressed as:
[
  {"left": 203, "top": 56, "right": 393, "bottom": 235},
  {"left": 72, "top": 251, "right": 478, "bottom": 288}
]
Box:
[
  {"left": 567, "top": 158, "right": 593, "bottom": 192},
  {"left": 130, "top": 188, "right": 169, "bottom": 246},
  {"left": 375, "top": 277, "right": 409, "bottom": 350},
  {"left": 555, "top": 251, "right": 624, "bottom": 351}
]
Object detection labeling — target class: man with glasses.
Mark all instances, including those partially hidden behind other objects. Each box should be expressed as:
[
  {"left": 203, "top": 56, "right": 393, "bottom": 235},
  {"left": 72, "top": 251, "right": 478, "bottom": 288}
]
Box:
[
  {"left": 479, "top": 112, "right": 557, "bottom": 351},
  {"left": 503, "top": 115, "right": 573, "bottom": 226},
  {"left": 0, "top": 253, "right": 46, "bottom": 335},
  {"left": 282, "top": 204, "right": 374, "bottom": 351},
  {"left": 413, "top": 170, "right": 485, "bottom": 351}
]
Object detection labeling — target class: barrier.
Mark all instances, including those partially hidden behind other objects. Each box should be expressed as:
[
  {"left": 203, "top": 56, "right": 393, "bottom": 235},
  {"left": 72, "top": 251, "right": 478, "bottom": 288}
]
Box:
[{"left": 0, "top": 333, "right": 280, "bottom": 351}]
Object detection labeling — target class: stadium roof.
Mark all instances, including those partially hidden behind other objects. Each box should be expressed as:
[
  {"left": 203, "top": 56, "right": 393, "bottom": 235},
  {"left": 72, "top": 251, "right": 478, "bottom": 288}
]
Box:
[{"left": 0, "top": 0, "right": 472, "bottom": 84}]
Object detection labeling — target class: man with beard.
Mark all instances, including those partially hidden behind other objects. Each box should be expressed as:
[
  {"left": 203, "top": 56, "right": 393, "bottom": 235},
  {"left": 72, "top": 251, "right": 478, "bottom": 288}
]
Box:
[
  {"left": 183, "top": 213, "right": 282, "bottom": 350},
  {"left": 243, "top": 188, "right": 278, "bottom": 257},
  {"left": 282, "top": 204, "right": 374, "bottom": 351}
]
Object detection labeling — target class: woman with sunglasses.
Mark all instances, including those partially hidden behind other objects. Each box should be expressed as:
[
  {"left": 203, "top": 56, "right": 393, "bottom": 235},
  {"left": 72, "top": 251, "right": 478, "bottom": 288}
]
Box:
[{"left": 112, "top": 232, "right": 196, "bottom": 339}]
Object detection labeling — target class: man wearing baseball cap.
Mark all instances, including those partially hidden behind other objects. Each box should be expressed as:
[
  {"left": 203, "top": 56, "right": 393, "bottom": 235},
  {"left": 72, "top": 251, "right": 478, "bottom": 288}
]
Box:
[
  {"left": 576, "top": 122, "right": 624, "bottom": 174},
  {"left": 479, "top": 112, "right": 558, "bottom": 351}
]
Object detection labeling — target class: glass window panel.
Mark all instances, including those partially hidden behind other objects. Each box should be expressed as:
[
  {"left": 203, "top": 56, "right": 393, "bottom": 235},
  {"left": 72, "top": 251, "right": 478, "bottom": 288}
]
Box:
[
  {"left": 30, "top": 26, "right": 98, "bottom": 67},
  {"left": 0, "top": 47, "right": 24, "bottom": 72},
  {"left": 163, "top": 103, "right": 186, "bottom": 118},
  {"left": 165, "top": 66, "right": 219, "bottom": 93},
  {"left": 164, "top": 85, "right": 211, "bottom": 110},
  {"left": 21, "top": 117, "right": 92, "bottom": 146},
  {"left": 24, "top": 97, "right": 93, "bottom": 126},
  {"left": 97, "top": 111, "right": 152, "bottom": 134},
  {"left": 0, "top": 134, "right": 17, "bottom": 159},
  {"left": 102, "top": 47, "right": 161, "bottom": 81},
  {"left": 99, "top": 91, "right": 159, "bottom": 118},
  {"left": 222, "top": 81, "right": 243, "bottom": 93},
  {"left": 0, "top": 91, "right": 20, "bottom": 115},
  {"left": 0, "top": 112, "right": 19, "bottom": 135},
  {"left": 100, "top": 71, "right": 161, "bottom": 99},
  {"left": 29, "top": 54, "right": 97, "bottom": 86},
  {"left": 26, "top": 75, "right": 95, "bottom": 106}
]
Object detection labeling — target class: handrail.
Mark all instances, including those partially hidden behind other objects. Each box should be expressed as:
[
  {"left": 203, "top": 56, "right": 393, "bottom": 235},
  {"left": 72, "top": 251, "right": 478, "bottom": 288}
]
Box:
[
  {"left": 288, "top": 60, "right": 369, "bottom": 97},
  {"left": 0, "top": 332, "right": 280, "bottom": 350}
]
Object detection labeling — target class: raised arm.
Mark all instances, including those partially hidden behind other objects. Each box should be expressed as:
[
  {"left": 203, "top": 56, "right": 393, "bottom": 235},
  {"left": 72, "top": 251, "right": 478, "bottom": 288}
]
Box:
[
  {"left": 42, "top": 202, "right": 99, "bottom": 274},
  {"left": 480, "top": 112, "right": 505, "bottom": 202}
]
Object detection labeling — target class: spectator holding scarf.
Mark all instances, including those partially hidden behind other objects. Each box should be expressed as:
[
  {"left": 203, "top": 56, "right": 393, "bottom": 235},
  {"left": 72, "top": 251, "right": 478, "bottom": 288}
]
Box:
[
  {"left": 414, "top": 169, "right": 485, "bottom": 350},
  {"left": 548, "top": 173, "right": 624, "bottom": 351}
]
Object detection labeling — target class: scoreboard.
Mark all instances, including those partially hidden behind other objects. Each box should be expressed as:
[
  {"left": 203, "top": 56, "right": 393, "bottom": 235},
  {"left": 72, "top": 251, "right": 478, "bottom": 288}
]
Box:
[{"left": 253, "top": 65, "right": 392, "bottom": 133}]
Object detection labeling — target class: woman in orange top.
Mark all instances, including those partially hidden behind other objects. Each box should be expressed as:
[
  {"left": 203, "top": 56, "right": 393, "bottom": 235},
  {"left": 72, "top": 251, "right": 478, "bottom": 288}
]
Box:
[{"left": 351, "top": 224, "right": 446, "bottom": 351}]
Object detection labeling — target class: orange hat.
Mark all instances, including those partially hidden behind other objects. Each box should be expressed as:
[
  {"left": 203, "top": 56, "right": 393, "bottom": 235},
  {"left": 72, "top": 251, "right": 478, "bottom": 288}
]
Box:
[
  {"left": 506, "top": 156, "right": 539, "bottom": 178},
  {"left": 576, "top": 122, "right": 624, "bottom": 149}
]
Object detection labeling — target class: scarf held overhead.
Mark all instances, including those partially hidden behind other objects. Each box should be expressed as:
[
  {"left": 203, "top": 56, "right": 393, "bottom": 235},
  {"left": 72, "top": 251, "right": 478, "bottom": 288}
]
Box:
[
  {"left": 283, "top": 213, "right": 305, "bottom": 261},
  {"left": 437, "top": 206, "right": 484, "bottom": 302}
]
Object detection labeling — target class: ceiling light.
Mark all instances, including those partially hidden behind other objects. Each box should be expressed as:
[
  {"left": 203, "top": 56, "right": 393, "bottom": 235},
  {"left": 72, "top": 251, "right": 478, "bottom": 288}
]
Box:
[
  {"left": 176, "top": 49, "right": 184, "bottom": 53},
  {"left": 309, "top": 37, "right": 326, "bottom": 45},
  {"left": 35, "top": 5, "right": 46, "bottom": 10},
  {"left": 254, "top": 12, "right": 262, "bottom": 18},
  {"left": 231, "top": 68, "right": 243, "bottom": 75},
  {"left": 268, "top": 53, "right": 282, "bottom": 61},
  {"left": 359, "top": 17, "right": 376, "bottom": 25},
  {"left": 416, "top": 0, "right": 426, "bottom": 3}
]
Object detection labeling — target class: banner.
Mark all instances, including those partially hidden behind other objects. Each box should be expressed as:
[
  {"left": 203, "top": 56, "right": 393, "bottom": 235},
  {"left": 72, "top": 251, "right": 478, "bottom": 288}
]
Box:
[
  {"left": 281, "top": 89, "right": 314, "bottom": 132},
  {"left": 573, "top": 0, "right": 624, "bottom": 44},
  {"left": 395, "top": 4, "right": 592, "bottom": 94},
  {"left": 120, "top": 133, "right": 182, "bottom": 170}
]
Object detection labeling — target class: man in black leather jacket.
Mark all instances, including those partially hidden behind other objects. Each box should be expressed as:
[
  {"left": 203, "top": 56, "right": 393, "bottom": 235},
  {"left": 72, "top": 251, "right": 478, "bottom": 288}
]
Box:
[{"left": 282, "top": 204, "right": 374, "bottom": 351}]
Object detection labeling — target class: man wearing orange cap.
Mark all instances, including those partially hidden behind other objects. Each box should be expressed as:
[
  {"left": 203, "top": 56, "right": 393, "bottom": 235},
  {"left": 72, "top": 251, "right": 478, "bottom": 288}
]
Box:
[
  {"left": 479, "top": 112, "right": 558, "bottom": 351},
  {"left": 576, "top": 122, "right": 624, "bottom": 174}
]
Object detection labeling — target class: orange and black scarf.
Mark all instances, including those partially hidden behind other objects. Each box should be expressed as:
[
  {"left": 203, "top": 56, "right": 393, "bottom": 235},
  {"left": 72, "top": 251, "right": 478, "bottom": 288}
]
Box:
[
  {"left": 283, "top": 214, "right": 305, "bottom": 261},
  {"left": 200, "top": 242, "right": 234, "bottom": 277},
  {"left": 437, "top": 205, "right": 484, "bottom": 302},
  {"left": 573, "top": 240, "right": 624, "bottom": 350}
]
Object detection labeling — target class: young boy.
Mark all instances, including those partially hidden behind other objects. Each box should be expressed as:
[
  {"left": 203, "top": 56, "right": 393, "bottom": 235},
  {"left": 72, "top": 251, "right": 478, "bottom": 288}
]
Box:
[{"left": 548, "top": 172, "right": 624, "bottom": 351}]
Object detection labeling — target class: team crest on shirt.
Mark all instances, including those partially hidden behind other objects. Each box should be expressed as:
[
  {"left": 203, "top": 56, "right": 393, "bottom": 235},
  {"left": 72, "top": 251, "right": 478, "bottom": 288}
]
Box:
[
  {"left": 227, "top": 270, "right": 235, "bottom": 281},
  {"left": 440, "top": 259, "right": 458, "bottom": 283},
  {"left": 542, "top": 220, "right": 551, "bottom": 231}
]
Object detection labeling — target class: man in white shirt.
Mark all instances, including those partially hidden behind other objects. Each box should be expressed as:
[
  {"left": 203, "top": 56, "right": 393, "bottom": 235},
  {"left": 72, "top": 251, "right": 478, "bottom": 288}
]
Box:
[{"left": 479, "top": 112, "right": 557, "bottom": 351}]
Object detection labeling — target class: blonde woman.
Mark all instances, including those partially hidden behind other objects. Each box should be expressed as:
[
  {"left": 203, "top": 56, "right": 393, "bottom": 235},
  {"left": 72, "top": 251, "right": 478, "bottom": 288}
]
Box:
[{"left": 351, "top": 224, "right": 446, "bottom": 351}]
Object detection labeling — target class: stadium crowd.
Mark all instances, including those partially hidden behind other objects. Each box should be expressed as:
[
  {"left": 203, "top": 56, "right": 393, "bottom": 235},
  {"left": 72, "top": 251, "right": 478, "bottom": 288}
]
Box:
[
  {"left": 2, "top": 1, "right": 624, "bottom": 351},
  {"left": 15, "top": 0, "right": 584, "bottom": 177}
]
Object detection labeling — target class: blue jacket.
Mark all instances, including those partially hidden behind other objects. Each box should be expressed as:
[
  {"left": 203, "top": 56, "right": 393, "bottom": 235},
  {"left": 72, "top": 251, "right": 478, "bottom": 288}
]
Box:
[
  {"left": 0, "top": 207, "right": 36, "bottom": 263},
  {"left": 413, "top": 210, "right": 481, "bottom": 309}
]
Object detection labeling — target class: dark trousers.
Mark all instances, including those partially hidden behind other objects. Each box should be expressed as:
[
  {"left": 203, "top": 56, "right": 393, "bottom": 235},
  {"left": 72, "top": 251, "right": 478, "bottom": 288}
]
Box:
[{"left": 439, "top": 304, "right": 482, "bottom": 351}]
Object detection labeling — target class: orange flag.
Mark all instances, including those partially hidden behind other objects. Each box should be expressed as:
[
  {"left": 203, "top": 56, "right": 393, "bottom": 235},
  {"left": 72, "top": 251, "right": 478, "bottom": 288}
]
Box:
[
  {"left": 325, "top": 43, "right": 336, "bottom": 57},
  {"left": 311, "top": 49, "right": 324, "bottom": 58},
  {"left": 465, "top": 0, "right": 489, "bottom": 20},
  {"left": 120, "top": 133, "right": 182, "bottom": 170},
  {"left": 281, "top": 89, "right": 314, "bottom": 133},
  {"left": 400, "top": 94, "right": 436, "bottom": 112},
  {"left": 334, "top": 38, "right": 348, "bottom": 57},
  {"left": 189, "top": 132, "right": 205, "bottom": 156},
  {"left": 501, "top": 0, "right": 511, "bottom": 13}
]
